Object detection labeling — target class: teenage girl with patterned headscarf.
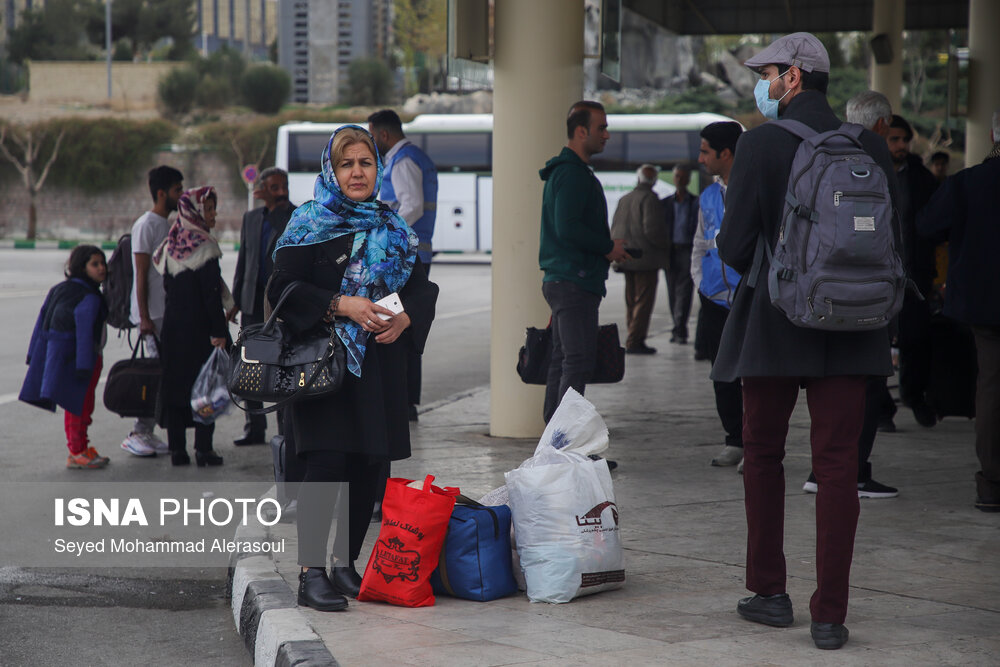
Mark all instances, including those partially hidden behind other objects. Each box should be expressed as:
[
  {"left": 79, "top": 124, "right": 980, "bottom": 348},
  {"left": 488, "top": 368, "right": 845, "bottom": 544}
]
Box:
[
  {"left": 154, "top": 186, "right": 234, "bottom": 466},
  {"left": 268, "top": 125, "right": 438, "bottom": 612}
]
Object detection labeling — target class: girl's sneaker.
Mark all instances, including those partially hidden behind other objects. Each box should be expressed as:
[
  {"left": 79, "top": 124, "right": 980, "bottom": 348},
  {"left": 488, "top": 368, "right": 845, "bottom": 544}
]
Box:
[
  {"left": 86, "top": 447, "right": 110, "bottom": 466},
  {"left": 67, "top": 449, "right": 108, "bottom": 469}
]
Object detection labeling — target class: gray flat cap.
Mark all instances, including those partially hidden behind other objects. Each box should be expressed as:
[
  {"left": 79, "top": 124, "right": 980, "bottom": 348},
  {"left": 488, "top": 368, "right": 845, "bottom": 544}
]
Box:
[{"left": 744, "top": 32, "right": 830, "bottom": 73}]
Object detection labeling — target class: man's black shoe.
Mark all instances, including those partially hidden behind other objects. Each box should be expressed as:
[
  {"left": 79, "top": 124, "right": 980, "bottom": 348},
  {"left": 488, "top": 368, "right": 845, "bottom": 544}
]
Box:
[
  {"left": 910, "top": 400, "right": 938, "bottom": 428},
  {"left": 297, "top": 568, "right": 348, "bottom": 612},
  {"left": 626, "top": 344, "right": 657, "bottom": 355},
  {"left": 233, "top": 434, "right": 266, "bottom": 446},
  {"left": 876, "top": 416, "right": 897, "bottom": 433},
  {"left": 669, "top": 335, "right": 688, "bottom": 344},
  {"left": 737, "top": 593, "right": 793, "bottom": 627},
  {"left": 974, "top": 497, "right": 1000, "bottom": 512},
  {"left": 811, "top": 622, "right": 849, "bottom": 650},
  {"left": 330, "top": 563, "right": 363, "bottom": 599}
]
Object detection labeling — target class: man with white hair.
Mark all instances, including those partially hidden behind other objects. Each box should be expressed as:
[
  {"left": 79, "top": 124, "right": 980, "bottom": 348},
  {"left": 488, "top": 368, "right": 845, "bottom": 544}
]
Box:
[
  {"left": 609, "top": 164, "right": 668, "bottom": 353},
  {"left": 918, "top": 110, "right": 1000, "bottom": 513}
]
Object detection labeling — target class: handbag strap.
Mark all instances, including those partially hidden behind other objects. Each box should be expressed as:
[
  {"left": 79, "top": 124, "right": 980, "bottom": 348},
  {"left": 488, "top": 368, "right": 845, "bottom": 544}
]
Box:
[{"left": 130, "top": 333, "right": 161, "bottom": 361}]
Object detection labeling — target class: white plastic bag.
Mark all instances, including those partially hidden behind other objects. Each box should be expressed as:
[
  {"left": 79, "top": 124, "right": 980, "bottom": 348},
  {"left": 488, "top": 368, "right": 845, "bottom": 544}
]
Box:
[
  {"left": 190, "top": 347, "right": 231, "bottom": 424},
  {"left": 504, "top": 389, "right": 625, "bottom": 603}
]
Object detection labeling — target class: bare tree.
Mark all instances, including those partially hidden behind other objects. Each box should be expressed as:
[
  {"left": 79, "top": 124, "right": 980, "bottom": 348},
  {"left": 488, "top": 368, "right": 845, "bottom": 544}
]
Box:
[{"left": 0, "top": 125, "right": 66, "bottom": 240}]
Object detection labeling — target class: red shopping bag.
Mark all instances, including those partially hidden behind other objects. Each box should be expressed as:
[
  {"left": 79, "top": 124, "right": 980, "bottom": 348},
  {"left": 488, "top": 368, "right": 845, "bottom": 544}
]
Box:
[{"left": 358, "top": 475, "right": 458, "bottom": 607}]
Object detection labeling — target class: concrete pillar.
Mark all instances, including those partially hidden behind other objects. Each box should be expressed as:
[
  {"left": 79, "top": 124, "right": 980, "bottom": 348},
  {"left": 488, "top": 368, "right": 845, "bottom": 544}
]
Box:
[
  {"left": 490, "top": 0, "right": 584, "bottom": 437},
  {"left": 965, "top": 0, "right": 1000, "bottom": 166},
  {"left": 871, "top": 0, "right": 904, "bottom": 115}
]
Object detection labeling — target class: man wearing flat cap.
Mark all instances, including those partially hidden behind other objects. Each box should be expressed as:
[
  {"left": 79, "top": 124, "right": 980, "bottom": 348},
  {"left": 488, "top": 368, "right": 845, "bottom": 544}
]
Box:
[{"left": 711, "top": 32, "right": 901, "bottom": 650}]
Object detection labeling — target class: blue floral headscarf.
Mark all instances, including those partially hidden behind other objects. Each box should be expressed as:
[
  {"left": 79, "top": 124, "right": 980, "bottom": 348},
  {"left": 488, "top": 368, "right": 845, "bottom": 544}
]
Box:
[{"left": 273, "top": 124, "right": 418, "bottom": 377}]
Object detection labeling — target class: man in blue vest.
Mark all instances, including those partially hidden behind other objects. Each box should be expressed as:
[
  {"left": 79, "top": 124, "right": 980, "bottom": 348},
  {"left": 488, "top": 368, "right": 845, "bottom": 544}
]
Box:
[
  {"left": 368, "top": 109, "right": 439, "bottom": 422},
  {"left": 691, "top": 122, "right": 744, "bottom": 469}
]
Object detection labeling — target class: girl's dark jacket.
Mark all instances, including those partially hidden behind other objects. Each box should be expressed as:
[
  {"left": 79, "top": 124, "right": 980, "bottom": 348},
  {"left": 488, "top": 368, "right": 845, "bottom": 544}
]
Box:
[
  {"left": 20, "top": 278, "right": 107, "bottom": 415},
  {"left": 268, "top": 235, "right": 438, "bottom": 461}
]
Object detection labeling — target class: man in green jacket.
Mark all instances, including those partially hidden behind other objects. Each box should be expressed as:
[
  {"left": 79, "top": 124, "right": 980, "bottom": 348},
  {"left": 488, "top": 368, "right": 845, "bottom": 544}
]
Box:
[{"left": 539, "top": 100, "right": 629, "bottom": 422}]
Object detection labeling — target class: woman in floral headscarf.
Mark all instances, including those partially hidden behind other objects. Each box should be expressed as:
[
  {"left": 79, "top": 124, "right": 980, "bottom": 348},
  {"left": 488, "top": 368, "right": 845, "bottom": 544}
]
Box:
[
  {"left": 268, "top": 125, "right": 438, "bottom": 612},
  {"left": 153, "top": 186, "right": 233, "bottom": 467}
]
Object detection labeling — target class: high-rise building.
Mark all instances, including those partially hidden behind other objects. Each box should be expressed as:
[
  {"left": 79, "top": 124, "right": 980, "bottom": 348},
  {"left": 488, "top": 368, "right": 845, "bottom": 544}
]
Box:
[{"left": 278, "top": 0, "right": 392, "bottom": 104}]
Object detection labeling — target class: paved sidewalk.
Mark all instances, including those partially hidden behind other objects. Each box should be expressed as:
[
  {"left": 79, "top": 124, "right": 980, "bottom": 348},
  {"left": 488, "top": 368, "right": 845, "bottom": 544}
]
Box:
[{"left": 231, "top": 329, "right": 999, "bottom": 666}]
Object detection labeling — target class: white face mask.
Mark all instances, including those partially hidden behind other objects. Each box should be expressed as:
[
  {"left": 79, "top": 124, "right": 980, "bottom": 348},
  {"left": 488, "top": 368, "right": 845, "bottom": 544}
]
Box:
[{"left": 754, "top": 70, "right": 791, "bottom": 120}]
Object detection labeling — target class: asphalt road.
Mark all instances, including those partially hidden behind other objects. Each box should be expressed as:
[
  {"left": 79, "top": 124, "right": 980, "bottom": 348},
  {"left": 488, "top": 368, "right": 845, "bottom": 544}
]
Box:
[{"left": 0, "top": 249, "right": 494, "bottom": 666}]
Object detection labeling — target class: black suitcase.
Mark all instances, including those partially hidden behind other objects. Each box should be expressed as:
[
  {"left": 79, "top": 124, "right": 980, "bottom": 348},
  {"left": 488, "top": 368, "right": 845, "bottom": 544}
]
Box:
[
  {"left": 925, "top": 315, "right": 977, "bottom": 419},
  {"left": 103, "top": 338, "right": 161, "bottom": 418}
]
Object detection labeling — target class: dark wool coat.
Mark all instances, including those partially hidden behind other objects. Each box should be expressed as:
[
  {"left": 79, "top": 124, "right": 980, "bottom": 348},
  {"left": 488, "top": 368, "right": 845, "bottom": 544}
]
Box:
[
  {"left": 157, "top": 258, "right": 229, "bottom": 426},
  {"left": 895, "top": 152, "right": 939, "bottom": 295},
  {"left": 233, "top": 202, "right": 294, "bottom": 319},
  {"left": 268, "top": 236, "right": 438, "bottom": 461},
  {"left": 917, "top": 152, "right": 1000, "bottom": 327},
  {"left": 20, "top": 278, "right": 106, "bottom": 415},
  {"left": 711, "top": 91, "right": 900, "bottom": 382}
]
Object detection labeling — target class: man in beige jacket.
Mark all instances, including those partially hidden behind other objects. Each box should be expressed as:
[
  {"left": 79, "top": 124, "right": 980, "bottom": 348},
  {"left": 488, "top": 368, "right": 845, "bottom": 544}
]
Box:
[{"left": 610, "top": 164, "right": 669, "bottom": 353}]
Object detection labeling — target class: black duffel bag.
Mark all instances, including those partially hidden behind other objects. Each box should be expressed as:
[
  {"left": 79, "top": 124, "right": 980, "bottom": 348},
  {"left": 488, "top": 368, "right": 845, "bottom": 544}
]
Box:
[
  {"left": 103, "top": 335, "right": 161, "bottom": 418},
  {"left": 229, "top": 281, "right": 347, "bottom": 415},
  {"left": 516, "top": 322, "right": 625, "bottom": 385}
]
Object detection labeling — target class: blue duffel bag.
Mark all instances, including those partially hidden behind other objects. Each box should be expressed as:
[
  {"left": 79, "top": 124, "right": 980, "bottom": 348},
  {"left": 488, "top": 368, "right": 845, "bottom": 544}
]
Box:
[{"left": 430, "top": 496, "right": 518, "bottom": 601}]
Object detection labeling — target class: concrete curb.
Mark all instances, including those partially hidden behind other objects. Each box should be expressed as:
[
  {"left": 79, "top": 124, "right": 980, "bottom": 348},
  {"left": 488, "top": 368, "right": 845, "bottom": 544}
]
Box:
[{"left": 228, "top": 494, "right": 338, "bottom": 667}]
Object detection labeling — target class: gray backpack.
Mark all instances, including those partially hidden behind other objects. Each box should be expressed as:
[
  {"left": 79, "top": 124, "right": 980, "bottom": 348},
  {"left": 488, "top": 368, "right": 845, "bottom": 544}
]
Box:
[{"left": 748, "top": 119, "right": 905, "bottom": 331}]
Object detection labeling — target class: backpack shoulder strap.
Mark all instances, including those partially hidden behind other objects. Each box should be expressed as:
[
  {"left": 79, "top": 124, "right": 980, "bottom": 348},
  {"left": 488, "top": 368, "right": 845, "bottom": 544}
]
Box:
[{"left": 771, "top": 118, "right": 817, "bottom": 141}]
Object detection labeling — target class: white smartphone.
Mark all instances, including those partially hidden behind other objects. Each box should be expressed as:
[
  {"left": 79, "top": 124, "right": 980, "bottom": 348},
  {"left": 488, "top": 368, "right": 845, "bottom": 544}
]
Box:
[{"left": 374, "top": 292, "right": 404, "bottom": 320}]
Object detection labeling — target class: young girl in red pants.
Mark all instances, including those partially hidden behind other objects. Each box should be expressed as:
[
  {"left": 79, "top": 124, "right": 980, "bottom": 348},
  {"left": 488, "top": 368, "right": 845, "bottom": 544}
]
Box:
[{"left": 20, "top": 245, "right": 110, "bottom": 468}]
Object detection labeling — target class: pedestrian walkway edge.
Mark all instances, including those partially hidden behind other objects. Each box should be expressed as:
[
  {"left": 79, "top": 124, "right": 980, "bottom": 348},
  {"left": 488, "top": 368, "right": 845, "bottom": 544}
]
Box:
[{"left": 228, "top": 500, "right": 339, "bottom": 667}]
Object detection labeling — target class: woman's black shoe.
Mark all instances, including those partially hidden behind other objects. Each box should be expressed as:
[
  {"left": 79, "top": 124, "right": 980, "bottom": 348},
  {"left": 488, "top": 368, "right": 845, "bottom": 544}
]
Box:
[
  {"left": 195, "top": 451, "right": 224, "bottom": 467},
  {"left": 171, "top": 452, "right": 191, "bottom": 466},
  {"left": 297, "top": 568, "right": 349, "bottom": 611},
  {"left": 330, "top": 563, "right": 363, "bottom": 599}
]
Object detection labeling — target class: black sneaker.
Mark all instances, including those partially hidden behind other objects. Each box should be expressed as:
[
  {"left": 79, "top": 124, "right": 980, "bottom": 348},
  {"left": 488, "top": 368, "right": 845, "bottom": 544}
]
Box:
[
  {"left": 626, "top": 344, "right": 657, "bottom": 355},
  {"left": 737, "top": 593, "right": 793, "bottom": 627},
  {"left": 858, "top": 479, "right": 898, "bottom": 499},
  {"left": 974, "top": 497, "right": 1000, "bottom": 512}
]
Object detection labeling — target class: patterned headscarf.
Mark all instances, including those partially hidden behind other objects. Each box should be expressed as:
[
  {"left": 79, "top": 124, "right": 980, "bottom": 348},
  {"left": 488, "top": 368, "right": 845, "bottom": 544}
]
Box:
[
  {"left": 273, "top": 124, "right": 418, "bottom": 377},
  {"left": 154, "top": 186, "right": 218, "bottom": 266}
]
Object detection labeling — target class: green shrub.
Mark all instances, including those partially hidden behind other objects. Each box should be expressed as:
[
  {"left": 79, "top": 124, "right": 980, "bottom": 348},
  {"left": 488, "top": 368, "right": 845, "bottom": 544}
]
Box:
[
  {"left": 196, "top": 74, "right": 233, "bottom": 110},
  {"left": 158, "top": 66, "right": 200, "bottom": 115},
  {"left": 41, "top": 118, "right": 177, "bottom": 193},
  {"left": 346, "top": 58, "right": 394, "bottom": 106},
  {"left": 239, "top": 64, "right": 291, "bottom": 114}
]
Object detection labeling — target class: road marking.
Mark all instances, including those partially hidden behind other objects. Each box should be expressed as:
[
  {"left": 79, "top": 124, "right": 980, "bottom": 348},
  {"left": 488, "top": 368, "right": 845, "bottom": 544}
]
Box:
[
  {"left": 0, "top": 289, "right": 47, "bottom": 300},
  {"left": 434, "top": 305, "right": 491, "bottom": 321},
  {"left": 0, "top": 378, "right": 107, "bottom": 407}
]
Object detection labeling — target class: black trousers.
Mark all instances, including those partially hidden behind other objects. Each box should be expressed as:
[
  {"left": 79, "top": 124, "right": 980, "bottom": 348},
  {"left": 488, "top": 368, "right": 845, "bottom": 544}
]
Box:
[
  {"left": 897, "top": 290, "right": 932, "bottom": 407},
  {"left": 296, "top": 450, "right": 382, "bottom": 567},
  {"left": 699, "top": 294, "right": 742, "bottom": 447},
  {"left": 165, "top": 405, "right": 215, "bottom": 454},
  {"left": 240, "top": 307, "right": 268, "bottom": 438},
  {"left": 665, "top": 244, "right": 694, "bottom": 340}
]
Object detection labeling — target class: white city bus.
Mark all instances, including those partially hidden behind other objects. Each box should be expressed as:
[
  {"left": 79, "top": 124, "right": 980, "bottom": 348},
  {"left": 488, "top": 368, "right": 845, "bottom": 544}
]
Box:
[{"left": 275, "top": 112, "right": 739, "bottom": 253}]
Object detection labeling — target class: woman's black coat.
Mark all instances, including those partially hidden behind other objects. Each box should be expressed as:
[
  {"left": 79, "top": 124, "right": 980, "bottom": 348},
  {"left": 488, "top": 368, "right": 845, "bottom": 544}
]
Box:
[
  {"left": 268, "top": 235, "right": 438, "bottom": 461},
  {"left": 157, "top": 258, "right": 229, "bottom": 426}
]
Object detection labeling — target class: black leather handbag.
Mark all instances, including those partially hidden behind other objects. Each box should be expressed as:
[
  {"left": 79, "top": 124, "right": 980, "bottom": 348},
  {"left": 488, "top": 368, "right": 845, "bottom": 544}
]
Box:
[
  {"left": 103, "top": 335, "right": 161, "bottom": 418},
  {"left": 229, "top": 282, "right": 347, "bottom": 414},
  {"left": 516, "top": 323, "right": 625, "bottom": 385}
]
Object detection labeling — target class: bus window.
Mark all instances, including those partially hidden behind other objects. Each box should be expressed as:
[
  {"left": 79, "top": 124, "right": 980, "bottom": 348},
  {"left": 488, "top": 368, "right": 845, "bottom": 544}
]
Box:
[
  {"left": 590, "top": 133, "right": 627, "bottom": 171},
  {"left": 287, "top": 132, "right": 330, "bottom": 174},
  {"left": 420, "top": 133, "right": 491, "bottom": 172},
  {"left": 625, "top": 131, "right": 695, "bottom": 166}
]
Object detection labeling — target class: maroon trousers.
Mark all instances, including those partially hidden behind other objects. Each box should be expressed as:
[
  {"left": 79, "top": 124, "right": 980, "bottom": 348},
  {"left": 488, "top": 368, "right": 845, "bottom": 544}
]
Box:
[{"left": 741, "top": 375, "right": 864, "bottom": 624}]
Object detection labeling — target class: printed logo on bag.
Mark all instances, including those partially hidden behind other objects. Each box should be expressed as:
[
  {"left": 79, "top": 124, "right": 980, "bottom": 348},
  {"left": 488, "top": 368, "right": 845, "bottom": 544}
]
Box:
[
  {"left": 372, "top": 536, "right": 421, "bottom": 583},
  {"left": 575, "top": 501, "right": 619, "bottom": 532}
]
